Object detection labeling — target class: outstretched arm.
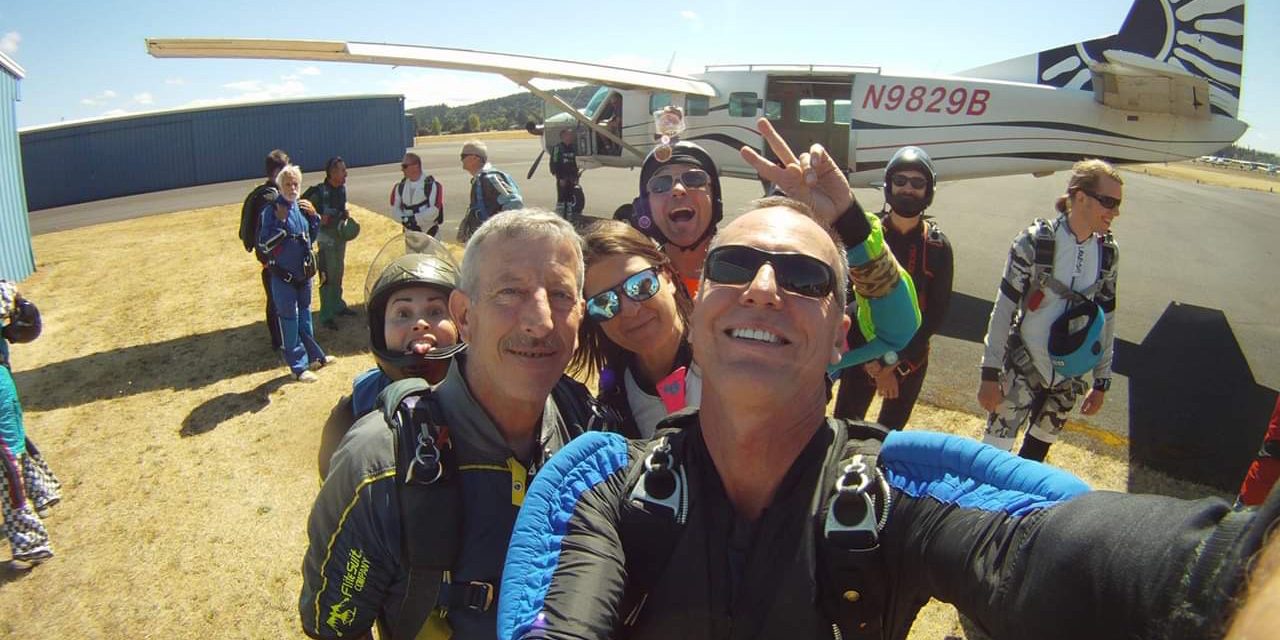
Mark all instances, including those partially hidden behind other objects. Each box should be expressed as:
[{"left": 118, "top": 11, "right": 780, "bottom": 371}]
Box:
[{"left": 499, "top": 432, "right": 634, "bottom": 640}]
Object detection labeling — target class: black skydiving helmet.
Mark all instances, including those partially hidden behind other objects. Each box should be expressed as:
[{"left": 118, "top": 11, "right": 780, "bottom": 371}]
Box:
[
  {"left": 363, "top": 231, "right": 465, "bottom": 378},
  {"left": 882, "top": 146, "right": 937, "bottom": 217},
  {"left": 629, "top": 141, "right": 723, "bottom": 250}
]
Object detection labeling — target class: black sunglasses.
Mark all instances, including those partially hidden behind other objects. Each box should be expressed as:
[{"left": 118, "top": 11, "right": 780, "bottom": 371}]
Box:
[
  {"left": 704, "top": 245, "right": 836, "bottom": 298},
  {"left": 586, "top": 267, "right": 662, "bottom": 322},
  {"left": 646, "top": 169, "right": 711, "bottom": 194},
  {"left": 1078, "top": 189, "right": 1121, "bottom": 210},
  {"left": 459, "top": 153, "right": 479, "bottom": 161},
  {"left": 890, "top": 174, "right": 927, "bottom": 189},
  {"left": 401, "top": 162, "right": 418, "bottom": 169}
]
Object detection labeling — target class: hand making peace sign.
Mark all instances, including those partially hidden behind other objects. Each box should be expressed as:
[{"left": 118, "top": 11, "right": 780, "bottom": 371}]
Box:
[{"left": 738, "top": 117, "right": 856, "bottom": 224}]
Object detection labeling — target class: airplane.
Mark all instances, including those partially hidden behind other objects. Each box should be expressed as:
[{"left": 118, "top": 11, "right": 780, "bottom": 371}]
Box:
[{"left": 147, "top": 0, "right": 1247, "bottom": 198}]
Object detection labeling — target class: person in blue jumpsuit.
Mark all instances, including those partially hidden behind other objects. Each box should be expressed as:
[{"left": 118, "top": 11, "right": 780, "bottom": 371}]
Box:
[{"left": 258, "top": 164, "right": 334, "bottom": 382}]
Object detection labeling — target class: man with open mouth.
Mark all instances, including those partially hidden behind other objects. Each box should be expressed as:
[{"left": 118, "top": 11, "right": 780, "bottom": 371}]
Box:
[{"left": 628, "top": 141, "right": 724, "bottom": 297}]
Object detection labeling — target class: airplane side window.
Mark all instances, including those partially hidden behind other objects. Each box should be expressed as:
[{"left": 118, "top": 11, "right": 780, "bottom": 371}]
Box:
[
  {"left": 764, "top": 100, "right": 782, "bottom": 121},
  {"left": 687, "top": 96, "right": 710, "bottom": 117},
  {"left": 798, "top": 98, "right": 827, "bottom": 123},
  {"left": 729, "top": 92, "right": 758, "bottom": 117},
  {"left": 650, "top": 93, "right": 673, "bottom": 113},
  {"left": 833, "top": 99, "right": 851, "bottom": 126}
]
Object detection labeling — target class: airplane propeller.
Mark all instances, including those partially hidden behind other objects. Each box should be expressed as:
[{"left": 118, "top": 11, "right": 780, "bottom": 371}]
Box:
[
  {"left": 527, "top": 149, "right": 545, "bottom": 180},
  {"left": 525, "top": 120, "right": 545, "bottom": 179}
]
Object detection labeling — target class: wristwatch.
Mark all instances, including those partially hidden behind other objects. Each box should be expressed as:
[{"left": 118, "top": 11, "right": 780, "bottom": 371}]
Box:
[{"left": 1092, "top": 378, "right": 1111, "bottom": 392}]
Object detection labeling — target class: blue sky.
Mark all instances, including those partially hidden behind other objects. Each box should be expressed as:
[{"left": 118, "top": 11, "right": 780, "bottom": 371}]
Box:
[{"left": 2, "top": 0, "right": 1275, "bottom": 151}]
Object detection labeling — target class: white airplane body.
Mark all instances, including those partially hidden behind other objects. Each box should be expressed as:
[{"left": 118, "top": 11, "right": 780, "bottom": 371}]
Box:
[{"left": 147, "top": 0, "right": 1248, "bottom": 189}]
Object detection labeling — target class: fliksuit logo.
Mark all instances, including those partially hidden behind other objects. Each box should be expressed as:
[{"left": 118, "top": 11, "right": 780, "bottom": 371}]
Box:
[
  {"left": 327, "top": 548, "right": 371, "bottom": 632},
  {"left": 327, "top": 598, "right": 357, "bottom": 631}
]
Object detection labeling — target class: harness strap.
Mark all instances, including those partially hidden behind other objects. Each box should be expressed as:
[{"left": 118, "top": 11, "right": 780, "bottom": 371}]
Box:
[
  {"left": 379, "top": 380, "right": 463, "bottom": 640},
  {"left": 816, "top": 419, "right": 892, "bottom": 638},
  {"left": 437, "top": 579, "right": 498, "bottom": 613}
]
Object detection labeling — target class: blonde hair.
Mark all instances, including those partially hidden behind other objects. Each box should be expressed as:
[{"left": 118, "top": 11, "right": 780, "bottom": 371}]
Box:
[{"left": 1056, "top": 159, "right": 1122, "bottom": 214}]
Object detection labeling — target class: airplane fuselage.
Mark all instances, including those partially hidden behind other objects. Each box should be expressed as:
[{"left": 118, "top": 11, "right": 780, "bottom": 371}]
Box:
[{"left": 546, "top": 66, "right": 1247, "bottom": 188}]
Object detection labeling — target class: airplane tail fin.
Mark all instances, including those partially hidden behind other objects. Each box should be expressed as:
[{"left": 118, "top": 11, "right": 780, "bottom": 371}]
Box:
[{"left": 962, "top": 0, "right": 1244, "bottom": 117}]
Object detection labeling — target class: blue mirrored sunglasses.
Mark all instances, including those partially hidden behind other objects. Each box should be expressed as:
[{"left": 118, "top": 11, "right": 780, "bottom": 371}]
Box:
[{"left": 586, "top": 267, "right": 662, "bottom": 322}]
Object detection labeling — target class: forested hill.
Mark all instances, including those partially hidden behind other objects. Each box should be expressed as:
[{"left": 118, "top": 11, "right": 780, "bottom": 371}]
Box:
[{"left": 407, "top": 85, "right": 599, "bottom": 135}]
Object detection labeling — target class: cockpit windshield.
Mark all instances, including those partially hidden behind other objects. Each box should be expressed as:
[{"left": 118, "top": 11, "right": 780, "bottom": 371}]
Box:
[{"left": 583, "top": 86, "right": 611, "bottom": 119}]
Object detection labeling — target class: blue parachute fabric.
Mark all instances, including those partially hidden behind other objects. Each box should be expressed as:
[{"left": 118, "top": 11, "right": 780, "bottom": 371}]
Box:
[
  {"left": 880, "top": 430, "right": 1090, "bottom": 517},
  {"left": 498, "top": 431, "right": 631, "bottom": 640}
]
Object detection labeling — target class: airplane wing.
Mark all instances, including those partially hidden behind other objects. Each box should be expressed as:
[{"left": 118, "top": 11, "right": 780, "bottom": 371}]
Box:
[{"left": 145, "top": 38, "right": 717, "bottom": 97}]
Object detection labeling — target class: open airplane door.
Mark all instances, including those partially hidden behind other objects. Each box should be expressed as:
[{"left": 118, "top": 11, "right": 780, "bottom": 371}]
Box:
[{"left": 761, "top": 72, "right": 857, "bottom": 173}]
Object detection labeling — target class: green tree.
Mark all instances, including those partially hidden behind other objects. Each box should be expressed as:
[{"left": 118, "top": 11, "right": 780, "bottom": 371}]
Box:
[
  {"left": 431, "top": 116, "right": 442, "bottom": 136},
  {"left": 466, "top": 113, "right": 481, "bottom": 133}
]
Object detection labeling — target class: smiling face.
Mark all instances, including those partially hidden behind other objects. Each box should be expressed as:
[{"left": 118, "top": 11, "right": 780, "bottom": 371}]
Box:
[
  {"left": 449, "top": 234, "right": 584, "bottom": 408},
  {"left": 647, "top": 163, "right": 713, "bottom": 247},
  {"left": 691, "top": 207, "right": 849, "bottom": 404},
  {"left": 1071, "top": 175, "right": 1123, "bottom": 235},
  {"left": 584, "top": 254, "right": 683, "bottom": 357},
  {"left": 383, "top": 284, "right": 458, "bottom": 359}
]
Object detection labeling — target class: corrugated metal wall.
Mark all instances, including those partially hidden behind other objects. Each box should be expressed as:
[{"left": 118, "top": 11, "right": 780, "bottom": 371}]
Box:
[
  {"left": 0, "top": 64, "right": 34, "bottom": 282},
  {"left": 20, "top": 95, "right": 408, "bottom": 210}
]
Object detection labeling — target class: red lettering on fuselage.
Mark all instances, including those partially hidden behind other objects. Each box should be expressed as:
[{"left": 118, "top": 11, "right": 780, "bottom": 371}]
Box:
[{"left": 861, "top": 84, "right": 992, "bottom": 116}]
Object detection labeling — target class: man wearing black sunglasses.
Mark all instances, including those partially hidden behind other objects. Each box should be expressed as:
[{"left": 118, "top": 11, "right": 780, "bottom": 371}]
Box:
[
  {"left": 391, "top": 152, "right": 445, "bottom": 237},
  {"left": 627, "top": 141, "right": 724, "bottom": 296},
  {"left": 979, "top": 159, "right": 1122, "bottom": 462},
  {"left": 835, "top": 146, "right": 953, "bottom": 430},
  {"left": 499, "top": 197, "right": 1277, "bottom": 640}
]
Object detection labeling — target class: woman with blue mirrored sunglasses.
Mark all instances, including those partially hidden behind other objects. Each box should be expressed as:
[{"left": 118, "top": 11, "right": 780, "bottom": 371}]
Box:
[{"left": 569, "top": 221, "right": 702, "bottom": 439}]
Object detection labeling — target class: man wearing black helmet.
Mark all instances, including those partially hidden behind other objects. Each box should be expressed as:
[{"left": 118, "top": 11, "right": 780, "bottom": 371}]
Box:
[
  {"left": 628, "top": 140, "right": 723, "bottom": 297},
  {"left": 978, "top": 159, "right": 1121, "bottom": 461},
  {"left": 315, "top": 232, "right": 462, "bottom": 478},
  {"left": 835, "top": 147, "right": 953, "bottom": 430}
]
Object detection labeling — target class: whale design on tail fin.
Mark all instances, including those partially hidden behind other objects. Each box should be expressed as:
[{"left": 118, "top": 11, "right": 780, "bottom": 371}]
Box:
[{"left": 962, "top": 0, "right": 1244, "bottom": 117}]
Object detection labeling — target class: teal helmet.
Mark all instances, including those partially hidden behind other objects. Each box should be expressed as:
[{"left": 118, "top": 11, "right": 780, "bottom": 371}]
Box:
[{"left": 1048, "top": 301, "right": 1106, "bottom": 377}]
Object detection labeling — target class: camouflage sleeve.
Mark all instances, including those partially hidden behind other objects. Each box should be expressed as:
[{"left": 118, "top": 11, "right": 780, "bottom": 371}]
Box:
[
  {"left": 300, "top": 413, "right": 403, "bottom": 639},
  {"left": 980, "top": 227, "right": 1037, "bottom": 373},
  {"left": 1091, "top": 241, "right": 1118, "bottom": 382}
]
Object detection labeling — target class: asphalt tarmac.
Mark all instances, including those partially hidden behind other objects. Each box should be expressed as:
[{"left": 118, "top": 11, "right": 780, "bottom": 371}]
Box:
[{"left": 28, "top": 137, "right": 1280, "bottom": 486}]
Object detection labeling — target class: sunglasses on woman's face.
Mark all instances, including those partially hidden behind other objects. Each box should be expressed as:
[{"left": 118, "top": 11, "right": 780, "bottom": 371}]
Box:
[
  {"left": 586, "top": 267, "right": 662, "bottom": 322},
  {"left": 704, "top": 245, "right": 836, "bottom": 298},
  {"left": 646, "top": 169, "right": 711, "bottom": 194}
]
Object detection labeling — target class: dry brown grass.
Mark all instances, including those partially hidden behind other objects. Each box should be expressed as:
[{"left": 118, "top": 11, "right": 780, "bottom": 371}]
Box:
[
  {"left": 414, "top": 130, "right": 537, "bottom": 147},
  {"left": 0, "top": 204, "right": 1224, "bottom": 639},
  {"left": 1123, "top": 161, "right": 1280, "bottom": 193}
]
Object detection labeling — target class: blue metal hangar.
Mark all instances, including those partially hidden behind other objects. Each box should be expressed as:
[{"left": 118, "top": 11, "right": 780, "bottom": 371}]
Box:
[
  {"left": 0, "top": 51, "right": 33, "bottom": 282},
  {"left": 19, "top": 94, "right": 413, "bottom": 211}
]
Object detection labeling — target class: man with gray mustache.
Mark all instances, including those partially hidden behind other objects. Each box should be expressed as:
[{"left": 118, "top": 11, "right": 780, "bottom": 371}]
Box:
[{"left": 300, "top": 210, "right": 611, "bottom": 640}]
